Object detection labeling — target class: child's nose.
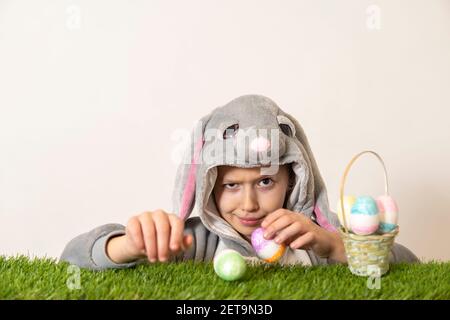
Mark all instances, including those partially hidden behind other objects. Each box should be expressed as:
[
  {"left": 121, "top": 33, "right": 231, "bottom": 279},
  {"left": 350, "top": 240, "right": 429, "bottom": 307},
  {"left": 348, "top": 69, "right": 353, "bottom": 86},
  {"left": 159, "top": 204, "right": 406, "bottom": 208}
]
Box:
[
  {"left": 242, "top": 188, "right": 259, "bottom": 212},
  {"left": 250, "top": 136, "right": 271, "bottom": 152}
]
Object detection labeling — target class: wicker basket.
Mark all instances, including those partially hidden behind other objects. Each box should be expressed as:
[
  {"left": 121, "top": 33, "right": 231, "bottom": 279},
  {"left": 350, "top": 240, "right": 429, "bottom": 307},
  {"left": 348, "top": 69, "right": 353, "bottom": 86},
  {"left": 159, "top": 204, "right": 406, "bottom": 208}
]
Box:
[{"left": 338, "top": 151, "right": 399, "bottom": 277}]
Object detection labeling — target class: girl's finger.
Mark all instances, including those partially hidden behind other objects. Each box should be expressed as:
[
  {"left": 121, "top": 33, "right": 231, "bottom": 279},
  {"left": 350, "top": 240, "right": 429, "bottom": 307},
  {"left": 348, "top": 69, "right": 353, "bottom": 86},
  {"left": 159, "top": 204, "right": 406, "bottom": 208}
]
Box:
[
  {"left": 182, "top": 234, "right": 193, "bottom": 251},
  {"left": 273, "top": 222, "right": 304, "bottom": 245},
  {"left": 153, "top": 212, "right": 171, "bottom": 262},
  {"left": 263, "top": 214, "right": 293, "bottom": 239},
  {"left": 290, "top": 232, "right": 315, "bottom": 250},
  {"left": 126, "top": 216, "right": 145, "bottom": 255},
  {"left": 167, "top": 214, "right": 185, "bottom": 253},
  {"left": 139, "top": 213, "right": 157, "bottom": 262},
  {"left": 261, "top": 209, "right": 286, "bottom": 229}
]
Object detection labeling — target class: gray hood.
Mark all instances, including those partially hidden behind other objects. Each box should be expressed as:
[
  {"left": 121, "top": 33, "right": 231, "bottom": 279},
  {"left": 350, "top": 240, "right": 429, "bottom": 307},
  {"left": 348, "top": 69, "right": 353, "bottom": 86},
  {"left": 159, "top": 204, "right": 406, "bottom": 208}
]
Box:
[{"left": 172, "top": 94, "right": 340, "bottom": 253}]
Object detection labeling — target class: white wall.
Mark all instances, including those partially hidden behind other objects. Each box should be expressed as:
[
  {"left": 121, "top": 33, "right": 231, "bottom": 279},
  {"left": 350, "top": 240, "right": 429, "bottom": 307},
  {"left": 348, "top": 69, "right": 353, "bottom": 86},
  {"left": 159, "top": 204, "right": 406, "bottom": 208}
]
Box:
[{"left": 1, "top": 0, "right": 449, "bottom": 261}]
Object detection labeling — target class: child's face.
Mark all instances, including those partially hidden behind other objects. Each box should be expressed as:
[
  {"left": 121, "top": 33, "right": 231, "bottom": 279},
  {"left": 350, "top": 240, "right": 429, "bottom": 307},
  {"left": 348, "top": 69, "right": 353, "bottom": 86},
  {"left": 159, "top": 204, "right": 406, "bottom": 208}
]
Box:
[{"left": 213, "top": 165, "right": 290, "bottom": 240}]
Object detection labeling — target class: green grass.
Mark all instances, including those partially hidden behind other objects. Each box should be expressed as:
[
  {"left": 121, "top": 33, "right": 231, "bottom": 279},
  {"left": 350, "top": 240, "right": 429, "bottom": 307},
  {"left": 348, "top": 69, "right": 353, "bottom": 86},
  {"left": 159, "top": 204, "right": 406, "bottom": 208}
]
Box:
[{"left": 1, "top": 255, "right": 449, "bottom": 299}]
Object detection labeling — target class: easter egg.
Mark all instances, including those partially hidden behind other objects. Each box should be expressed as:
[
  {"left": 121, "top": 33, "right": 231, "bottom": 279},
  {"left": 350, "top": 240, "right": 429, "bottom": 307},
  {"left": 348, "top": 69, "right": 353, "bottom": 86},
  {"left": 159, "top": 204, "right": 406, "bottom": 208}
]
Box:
[
  {"left": 336, "top": 195, "right": 356, "bottom": 229},
  {"left": 213, "top": 249, "right": 247, "bottom": 281},
  {"left": 376, "top": 195, "right": 399, "bottom": 233},
  {"left": 350, "top": 196, "right": 380, "bottom": 235},
  {"left": 251, "top": 227, "right": 286, "bottom": 263}
]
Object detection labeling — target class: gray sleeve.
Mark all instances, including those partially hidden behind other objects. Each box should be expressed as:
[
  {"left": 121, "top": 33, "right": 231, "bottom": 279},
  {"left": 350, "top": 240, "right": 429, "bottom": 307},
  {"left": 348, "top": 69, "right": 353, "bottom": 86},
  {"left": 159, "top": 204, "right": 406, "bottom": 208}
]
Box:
[
  {"left": 389, "top": 242, "right": 420, "bottom": 263},
  {"left": 60, "top": 224, "right": 137, "bottom": 270},
  {"left": 60, "top": 218, "right": 218, "bottom": 268}
]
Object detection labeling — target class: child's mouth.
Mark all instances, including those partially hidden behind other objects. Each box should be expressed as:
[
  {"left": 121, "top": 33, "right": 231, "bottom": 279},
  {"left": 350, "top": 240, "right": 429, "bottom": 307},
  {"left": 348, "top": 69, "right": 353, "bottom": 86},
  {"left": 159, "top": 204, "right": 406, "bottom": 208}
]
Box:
[{"left": 238, "top": 217, "right": 264, "bottom": 226}]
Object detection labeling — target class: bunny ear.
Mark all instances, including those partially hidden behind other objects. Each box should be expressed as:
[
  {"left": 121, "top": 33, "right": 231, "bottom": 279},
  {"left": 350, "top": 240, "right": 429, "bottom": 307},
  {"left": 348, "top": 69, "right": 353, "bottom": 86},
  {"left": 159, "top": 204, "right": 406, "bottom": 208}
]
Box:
[
  {"left": 172, "top": 113, "right": 211, "bottom": 220},
  {"left": 282, "top": 112, "right": 340, "bottom": 232}
]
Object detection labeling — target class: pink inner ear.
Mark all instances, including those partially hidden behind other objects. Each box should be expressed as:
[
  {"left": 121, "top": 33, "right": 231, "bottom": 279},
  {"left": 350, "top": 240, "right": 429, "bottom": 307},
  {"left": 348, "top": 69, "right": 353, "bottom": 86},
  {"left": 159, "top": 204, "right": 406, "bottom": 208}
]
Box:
[
  {"left": 314, "top": 205, "right": 337, "bottom": 232},
  {"left": 179, "top": 136, "right": 204, "bottom": 220}
]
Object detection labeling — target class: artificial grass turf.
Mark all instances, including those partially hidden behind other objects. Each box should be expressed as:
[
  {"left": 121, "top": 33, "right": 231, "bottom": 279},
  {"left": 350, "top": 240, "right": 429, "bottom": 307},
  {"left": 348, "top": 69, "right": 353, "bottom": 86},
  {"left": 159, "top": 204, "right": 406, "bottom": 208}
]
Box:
[{"left": 0, "top": 255, "right": 449, "bottom": 300}]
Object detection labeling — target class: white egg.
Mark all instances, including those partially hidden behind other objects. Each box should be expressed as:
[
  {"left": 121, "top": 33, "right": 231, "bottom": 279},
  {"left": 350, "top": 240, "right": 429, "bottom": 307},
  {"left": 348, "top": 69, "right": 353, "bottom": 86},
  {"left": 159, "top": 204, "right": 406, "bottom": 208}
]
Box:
[{"left": 350, "top": 214, "right": 380, "bottom": 235}]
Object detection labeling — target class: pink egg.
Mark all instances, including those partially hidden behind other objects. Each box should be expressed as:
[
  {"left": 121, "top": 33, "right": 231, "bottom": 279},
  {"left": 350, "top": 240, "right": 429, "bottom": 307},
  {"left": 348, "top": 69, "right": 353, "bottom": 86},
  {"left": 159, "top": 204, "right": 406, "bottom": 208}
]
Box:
[
  {"left": 376, "top": 195, "right": 399, "bottom": 233},
  {"left": 251, "top": 228, "right": 286, "bottom": 263}
]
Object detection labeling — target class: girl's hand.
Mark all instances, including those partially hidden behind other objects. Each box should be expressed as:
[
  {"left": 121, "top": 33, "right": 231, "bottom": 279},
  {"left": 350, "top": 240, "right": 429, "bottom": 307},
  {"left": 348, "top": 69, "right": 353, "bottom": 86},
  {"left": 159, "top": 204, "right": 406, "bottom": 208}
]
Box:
[
  {"left": 106, "top": 210, "right": 193, "bottom": 264},
  {"left": 261, "top": 209, "right": 346, "bottom": 263}
]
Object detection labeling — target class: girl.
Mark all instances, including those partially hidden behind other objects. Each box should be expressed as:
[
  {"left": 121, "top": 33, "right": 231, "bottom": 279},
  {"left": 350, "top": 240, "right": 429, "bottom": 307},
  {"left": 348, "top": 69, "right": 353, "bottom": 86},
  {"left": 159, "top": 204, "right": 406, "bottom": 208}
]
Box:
[{"left": 60, "top": 95, "right": 418, "bottom": 269}]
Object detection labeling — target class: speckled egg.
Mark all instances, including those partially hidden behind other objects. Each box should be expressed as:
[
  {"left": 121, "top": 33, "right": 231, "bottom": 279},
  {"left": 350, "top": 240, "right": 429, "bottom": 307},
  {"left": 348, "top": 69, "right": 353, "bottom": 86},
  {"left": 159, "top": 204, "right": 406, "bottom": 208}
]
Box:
[
  {"left": 376, "top": 195, "right": 399, "bottom": 233},
  {"left": 251, "top": 227, "right": 286, "bottom": 263},
  {"left": 336, "top": 195, "right": 356, "bottom": 229},
  {"left": 213, "top": 249, "right": 247, "bottom": 281},
  {"left": 350, "top": 196, "right": 380, "bottom": 235}
]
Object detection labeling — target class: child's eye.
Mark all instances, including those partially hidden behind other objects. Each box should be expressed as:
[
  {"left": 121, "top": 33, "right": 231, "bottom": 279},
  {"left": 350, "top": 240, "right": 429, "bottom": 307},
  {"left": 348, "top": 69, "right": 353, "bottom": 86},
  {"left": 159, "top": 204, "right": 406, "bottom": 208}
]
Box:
[
  {"left": 224, "top": 183, "right": 239, "bottom": 190},
  {"left": 258, "top": 178, "right": 274, "bottom": 188}
]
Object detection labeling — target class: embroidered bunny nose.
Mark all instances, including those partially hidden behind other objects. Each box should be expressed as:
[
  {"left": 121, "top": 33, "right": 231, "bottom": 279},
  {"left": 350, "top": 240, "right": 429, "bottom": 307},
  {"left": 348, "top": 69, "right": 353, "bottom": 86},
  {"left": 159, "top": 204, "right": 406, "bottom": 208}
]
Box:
[{"left": 250, "top": 136, "right": 271, "bottom": 152}]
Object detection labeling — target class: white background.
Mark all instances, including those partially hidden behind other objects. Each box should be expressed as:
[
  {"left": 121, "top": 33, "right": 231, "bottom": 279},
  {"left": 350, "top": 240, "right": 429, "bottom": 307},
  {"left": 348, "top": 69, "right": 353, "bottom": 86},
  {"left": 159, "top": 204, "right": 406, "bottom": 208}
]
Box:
[{"left": 1, "top": 0, "right": 449, "bottom": 261}]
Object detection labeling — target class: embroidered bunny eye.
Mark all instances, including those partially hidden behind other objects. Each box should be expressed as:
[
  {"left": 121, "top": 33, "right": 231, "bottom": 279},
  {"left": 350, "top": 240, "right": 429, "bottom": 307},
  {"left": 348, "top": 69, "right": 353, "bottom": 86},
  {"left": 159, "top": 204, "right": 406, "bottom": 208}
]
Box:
[
  {"left": 279, "top": 123, "right": 293, "bottom": 137},
  {"left": 223, "top": 124, "right": 239, "bottom": 139}
]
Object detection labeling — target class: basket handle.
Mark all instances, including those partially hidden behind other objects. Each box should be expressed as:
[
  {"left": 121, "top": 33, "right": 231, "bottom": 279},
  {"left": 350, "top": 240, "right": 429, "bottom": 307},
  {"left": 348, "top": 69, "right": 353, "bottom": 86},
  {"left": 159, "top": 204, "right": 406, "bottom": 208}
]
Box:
[{"left": 339, "top": 150, "right": 389, "bottom": 234}]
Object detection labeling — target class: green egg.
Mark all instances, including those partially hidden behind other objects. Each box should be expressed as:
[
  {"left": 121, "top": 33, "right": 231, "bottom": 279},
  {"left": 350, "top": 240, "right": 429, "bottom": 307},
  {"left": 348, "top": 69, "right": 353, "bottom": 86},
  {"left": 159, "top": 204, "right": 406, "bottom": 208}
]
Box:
[{"left": 213, "top": 249, "right": 247, "bottom": 281}]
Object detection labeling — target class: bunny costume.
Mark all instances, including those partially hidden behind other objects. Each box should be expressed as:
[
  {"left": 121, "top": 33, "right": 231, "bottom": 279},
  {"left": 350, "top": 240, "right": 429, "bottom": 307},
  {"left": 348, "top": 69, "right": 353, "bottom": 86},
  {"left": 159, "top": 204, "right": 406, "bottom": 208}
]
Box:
[{"left": 60, "top": 95, "right": 418, "bottom": 270}]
